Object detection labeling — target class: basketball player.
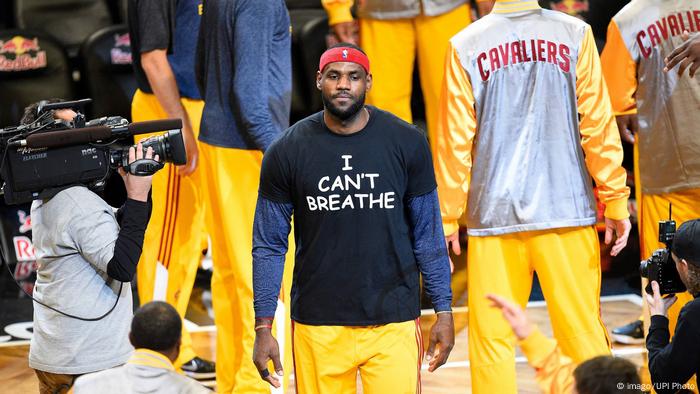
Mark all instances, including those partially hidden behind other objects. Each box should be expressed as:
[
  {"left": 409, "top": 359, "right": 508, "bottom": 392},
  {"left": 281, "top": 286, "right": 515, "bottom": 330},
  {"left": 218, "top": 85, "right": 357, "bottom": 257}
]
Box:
[
  {"left": 252, "top": 44, "right": 454, "bottom": 393},
  {"left": 128, "top": 0, "right": 213, "bottom": 377},
  {"left": 434, "top": 1, "right": 631, "bottom": 392}
]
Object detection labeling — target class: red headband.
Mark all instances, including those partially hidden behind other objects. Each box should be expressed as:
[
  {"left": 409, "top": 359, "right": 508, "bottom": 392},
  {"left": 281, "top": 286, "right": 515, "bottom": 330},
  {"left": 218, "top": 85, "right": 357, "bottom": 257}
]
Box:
[{"left": 319, "top": 47, "right": 370, "bottom": 74}]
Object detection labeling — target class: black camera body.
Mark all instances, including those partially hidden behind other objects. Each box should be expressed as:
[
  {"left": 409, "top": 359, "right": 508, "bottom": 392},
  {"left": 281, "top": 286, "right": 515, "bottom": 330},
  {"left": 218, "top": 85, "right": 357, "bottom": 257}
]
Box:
[
  {"left": 0, "top": 99, "right": 185, "bottom": 205},
  {"left": 640, "top": 220, "right": 687, "bottom": 295}
]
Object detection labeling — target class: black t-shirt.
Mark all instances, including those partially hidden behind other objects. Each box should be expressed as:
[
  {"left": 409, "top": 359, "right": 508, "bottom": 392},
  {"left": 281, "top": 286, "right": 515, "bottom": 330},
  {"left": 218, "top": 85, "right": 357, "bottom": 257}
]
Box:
[
  {"left": 260, "top": 107, "right": 437, "bottom": 325},
  {"left": 127, "top": 0, "right": 175, "bottom": 94}
]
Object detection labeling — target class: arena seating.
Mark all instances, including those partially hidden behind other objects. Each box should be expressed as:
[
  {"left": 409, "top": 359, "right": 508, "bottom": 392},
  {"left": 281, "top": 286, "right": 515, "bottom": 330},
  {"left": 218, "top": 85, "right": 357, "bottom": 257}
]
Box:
[
  {"left": 0, "top": 29, "right": 74, "bottom": 127},
  {"left": 13, "top": 0, "right": 113, "bottom": 58},
  {"left": 2, "top": 0, "right": 333, "bottom": 125},
  {"left": 289, "top": 8, "right": 329, "bottom": 121},
  {"left": 79, "top": 24, "right": 136, "bottom": 119}
]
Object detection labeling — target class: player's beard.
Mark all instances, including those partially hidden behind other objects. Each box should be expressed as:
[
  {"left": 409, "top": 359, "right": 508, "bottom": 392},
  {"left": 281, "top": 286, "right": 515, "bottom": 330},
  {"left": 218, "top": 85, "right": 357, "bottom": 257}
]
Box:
[{"left": 322, "top": 90, "right": 366, "bottom": 121}]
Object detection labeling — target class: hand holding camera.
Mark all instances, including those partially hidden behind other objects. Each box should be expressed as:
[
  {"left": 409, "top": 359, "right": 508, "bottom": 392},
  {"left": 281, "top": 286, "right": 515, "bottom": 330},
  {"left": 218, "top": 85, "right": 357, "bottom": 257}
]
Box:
[
  {"left": 646, "top": 280, "right": 679, "bottom": 318},
  {"left": 118, "top": 143, "right": 160, "bottom": 202}
]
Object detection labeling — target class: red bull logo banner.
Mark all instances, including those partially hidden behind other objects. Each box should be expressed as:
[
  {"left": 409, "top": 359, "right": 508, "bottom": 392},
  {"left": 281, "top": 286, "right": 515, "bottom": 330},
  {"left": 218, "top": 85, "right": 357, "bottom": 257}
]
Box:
[
  {"left": 110, "top": 33, "right": 132, "bottom": 65},
  {"left": 0, "top": 36, "right": 48, "bottom": 72},
  {"left": 12, "top": 209, "right": 36, "bottom": 292},
  {"left": 548, "top": 0, "right": 588, "bottom": 18}
]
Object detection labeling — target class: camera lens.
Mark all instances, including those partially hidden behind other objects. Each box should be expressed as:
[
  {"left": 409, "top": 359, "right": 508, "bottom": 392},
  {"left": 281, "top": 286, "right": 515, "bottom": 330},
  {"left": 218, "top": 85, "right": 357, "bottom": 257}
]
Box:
[
  {"left": 639, "top": 259, "right": 649, "bottom": 278},
  {"left": 141, "top": 135, "right": 168, "bottom": 163}
]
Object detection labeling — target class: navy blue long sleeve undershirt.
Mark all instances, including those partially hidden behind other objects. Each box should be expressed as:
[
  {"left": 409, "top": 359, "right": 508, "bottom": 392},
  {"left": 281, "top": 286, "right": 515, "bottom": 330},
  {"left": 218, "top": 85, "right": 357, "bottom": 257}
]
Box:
[{"left": 252, "top": 189, "right": 453, "bottom": 319}]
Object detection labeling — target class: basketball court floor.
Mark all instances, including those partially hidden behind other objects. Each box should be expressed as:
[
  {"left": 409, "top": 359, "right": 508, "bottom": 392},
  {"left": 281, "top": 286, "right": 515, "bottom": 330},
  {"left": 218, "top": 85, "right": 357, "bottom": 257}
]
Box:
[{"left": 0, "top": 294, "right": 645, "bottom": 393}]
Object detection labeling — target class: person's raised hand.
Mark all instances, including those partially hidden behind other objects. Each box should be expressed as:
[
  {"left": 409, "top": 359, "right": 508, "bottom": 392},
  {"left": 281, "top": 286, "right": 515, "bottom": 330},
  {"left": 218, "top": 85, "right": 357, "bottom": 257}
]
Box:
[
  {"left": 487, "top": 294, "right": 532, "bottom": 340},
  {"left": 645, "top": 281, "right": 678, "bottom": 318}
]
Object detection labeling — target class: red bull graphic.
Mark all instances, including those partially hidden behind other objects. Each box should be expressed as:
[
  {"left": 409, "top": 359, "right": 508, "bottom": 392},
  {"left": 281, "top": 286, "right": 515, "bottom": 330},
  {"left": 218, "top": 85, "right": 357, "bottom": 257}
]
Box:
[
  {"left": 13, "top": 236, "right": 34, "bottom": 262},
  {"left": 549, "top": 0, "right": 588, "bottom": 18},
  {"left": 13, "top": 260, "right": 36, "bottom": 282},
  {"left": 0, "top": 36, "right": 47, "bottom": 71},
  {"left": 110, "top": 33, "right": 132, "bottom": 65},
  {"left": 13, "top": 210, "right": 36, "bottom": 280},
  {"left": 17, "top": 211, "right": 31, "bottom": 234}
]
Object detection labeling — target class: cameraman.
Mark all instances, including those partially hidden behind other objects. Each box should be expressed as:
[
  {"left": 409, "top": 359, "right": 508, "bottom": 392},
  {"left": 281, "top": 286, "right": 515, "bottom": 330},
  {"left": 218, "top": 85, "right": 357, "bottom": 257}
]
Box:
[
  {"left": 646, "top": 219, "right": 700, "bottom": 394},
  {"left": 22, "top": 105, "right": 159, "bottom": 393}
]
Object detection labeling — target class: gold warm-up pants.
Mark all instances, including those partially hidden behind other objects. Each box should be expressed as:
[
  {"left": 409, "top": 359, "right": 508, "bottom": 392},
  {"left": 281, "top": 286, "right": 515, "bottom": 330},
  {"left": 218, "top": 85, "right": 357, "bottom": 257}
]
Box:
[
  {"left": 292, "top": 320, "right": 422, "bottom": 394},
  {"left": 467, "top": 226, "right": 611, "bottom": 394},
  {"left": 199, "top": 144, "right": 295, "bottom": 393},
  {"left": 359, "top": 4, "right": 471, "bottom": 154},
  {"left": 131, "top": 90, "right": 206, "bottom": 367}
]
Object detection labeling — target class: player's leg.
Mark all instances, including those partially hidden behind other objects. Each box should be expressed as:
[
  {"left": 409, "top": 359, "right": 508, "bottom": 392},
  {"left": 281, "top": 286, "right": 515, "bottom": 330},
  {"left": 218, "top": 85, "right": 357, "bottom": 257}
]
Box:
[
  {"left": 530, "top": 226, "right": 611, "bottom": 362},
  {"left": 359, "top": 17, "right": 415, "bottom": 123},
  {"left": 292, "top": 322, "right": 359, "bottom": 394},
  {"left": 131, "top": 90, "right": 169, "bottom": 307},
  {"left": 164, "top": 98, "right": 210, "bottom": 371},
  {"left": 468, "top": 233, "right": 534, "bottom": 394},
  {"left": 358, "top": 319, "right": 422, "bottom": 394},
  {"left": 415, "top": 4, "right": 471, "bottom": 155},
  {"left": 201, "top": 145, "right": 293, "bottom": 393}
]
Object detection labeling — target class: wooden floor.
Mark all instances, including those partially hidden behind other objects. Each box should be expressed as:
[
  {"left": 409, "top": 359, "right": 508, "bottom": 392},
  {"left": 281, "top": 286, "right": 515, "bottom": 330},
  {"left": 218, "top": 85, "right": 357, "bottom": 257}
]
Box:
[{"left": 0, "top": 297, "right": 644, "bottom": 393}]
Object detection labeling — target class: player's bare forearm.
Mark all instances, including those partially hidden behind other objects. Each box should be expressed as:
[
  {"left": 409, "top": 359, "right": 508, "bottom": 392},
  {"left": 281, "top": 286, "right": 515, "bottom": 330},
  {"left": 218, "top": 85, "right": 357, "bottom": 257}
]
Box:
[{"left": 140, "top": 50, "right": 191, "bottom": 128}]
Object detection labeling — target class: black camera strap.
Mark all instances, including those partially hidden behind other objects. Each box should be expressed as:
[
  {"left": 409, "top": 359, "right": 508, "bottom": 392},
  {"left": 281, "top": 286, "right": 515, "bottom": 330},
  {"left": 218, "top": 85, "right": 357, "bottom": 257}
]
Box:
[
  {"left": 127, "top": 158, "right": 164, "bottom": 176},
  {"left": 0, "top": 249, "right": 123, "bottom": 321}
]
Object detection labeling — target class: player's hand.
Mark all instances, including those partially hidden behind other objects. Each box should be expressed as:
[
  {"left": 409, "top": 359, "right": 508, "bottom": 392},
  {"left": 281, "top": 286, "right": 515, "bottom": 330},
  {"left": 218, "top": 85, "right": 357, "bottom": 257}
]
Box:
[
  {"left": 331, "top": 21, "right": 359, "bottom": 45},
  {"left": 646, "top": 280, "right": 678, "bottom": 317},
  {"left": 119, "top": 143, "right": 158, "bottom": 202},
  {"left": 445, "top": 231, "right": 460, "bottom": 274},
  {"left": 615, "top": 114, "right": 639, "bottom": 144},
  {"left": 664, "top": 31, "right": 700, "bottom": 77},
  {"left": 487, "top": 294, "right": 532, "bottom": 340},
  {"left": 425, "top": 312, "right": 454, "bottom": 372},
  {"left": 252, "top": 328, "right": 283, "bottom": 388},
  {"left": 177, "top": 123, "right": 198, "bottom": 177},
  {"left": 604, "top": 217, "right": 631, "bottom": 257}
]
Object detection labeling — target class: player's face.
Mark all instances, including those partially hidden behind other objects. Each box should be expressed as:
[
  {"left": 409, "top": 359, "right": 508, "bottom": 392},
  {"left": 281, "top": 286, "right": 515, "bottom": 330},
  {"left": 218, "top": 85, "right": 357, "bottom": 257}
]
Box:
[{"left": 318, "top": 62, "right": 372, "bottom": 121}]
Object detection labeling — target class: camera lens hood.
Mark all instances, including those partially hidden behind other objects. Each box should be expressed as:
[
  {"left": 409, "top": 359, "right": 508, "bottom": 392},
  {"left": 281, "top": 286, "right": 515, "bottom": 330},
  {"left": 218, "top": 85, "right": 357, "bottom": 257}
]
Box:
[{"left": 167, "top": 129, "right": 187, "bottom": 165}]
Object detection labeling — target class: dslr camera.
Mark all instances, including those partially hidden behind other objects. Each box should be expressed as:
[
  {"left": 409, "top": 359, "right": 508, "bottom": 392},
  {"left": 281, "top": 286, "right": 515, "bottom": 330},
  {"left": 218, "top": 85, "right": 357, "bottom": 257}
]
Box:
[
  {"left": 640, "top": 219, "right": 687, "bottom": 295},
  {"left": 0, "top": 98, "right": 186, "bottom": 205}
]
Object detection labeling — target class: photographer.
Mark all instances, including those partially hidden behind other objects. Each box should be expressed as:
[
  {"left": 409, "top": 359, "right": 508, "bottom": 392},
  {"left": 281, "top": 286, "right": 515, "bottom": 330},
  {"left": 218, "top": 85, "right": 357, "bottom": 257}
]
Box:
[
  {"left": 646, "top": 219, "right": 700, "bottom": 394},
  {"left": 21, "top": 105, "right": 159, "bottom": 393}
]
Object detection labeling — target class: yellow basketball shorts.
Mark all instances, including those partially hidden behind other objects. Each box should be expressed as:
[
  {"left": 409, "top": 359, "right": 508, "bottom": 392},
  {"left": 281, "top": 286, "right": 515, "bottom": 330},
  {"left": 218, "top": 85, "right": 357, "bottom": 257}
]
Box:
[{"left": 292, "top": 319, "right": 423, "bottom": 394}]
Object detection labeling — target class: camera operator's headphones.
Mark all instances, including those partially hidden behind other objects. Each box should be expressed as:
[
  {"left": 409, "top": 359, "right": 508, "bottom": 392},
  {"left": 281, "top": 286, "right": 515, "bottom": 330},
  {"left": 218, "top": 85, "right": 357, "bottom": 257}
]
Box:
[{"left": 36, "top": 99, "right": 48, "bottom": 117}]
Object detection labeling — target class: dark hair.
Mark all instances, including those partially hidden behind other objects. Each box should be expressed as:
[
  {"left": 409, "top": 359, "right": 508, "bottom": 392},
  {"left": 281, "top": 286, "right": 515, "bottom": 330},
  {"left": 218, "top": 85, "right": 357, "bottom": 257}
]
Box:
[
  {"left": 685, "top": 262, "right": 700, "bottom": 295},
  {"left": 20, "top": 98, "right": 64, "bottom": 125},
  {"left": 130, "top": 301, "right": 182, "bottom": 351},
  {"left": 328, "top": 42, "right": 366, "bottom": 55},
  {"left": 574, "top": 356, "right": 641, "bottom": 394}
]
